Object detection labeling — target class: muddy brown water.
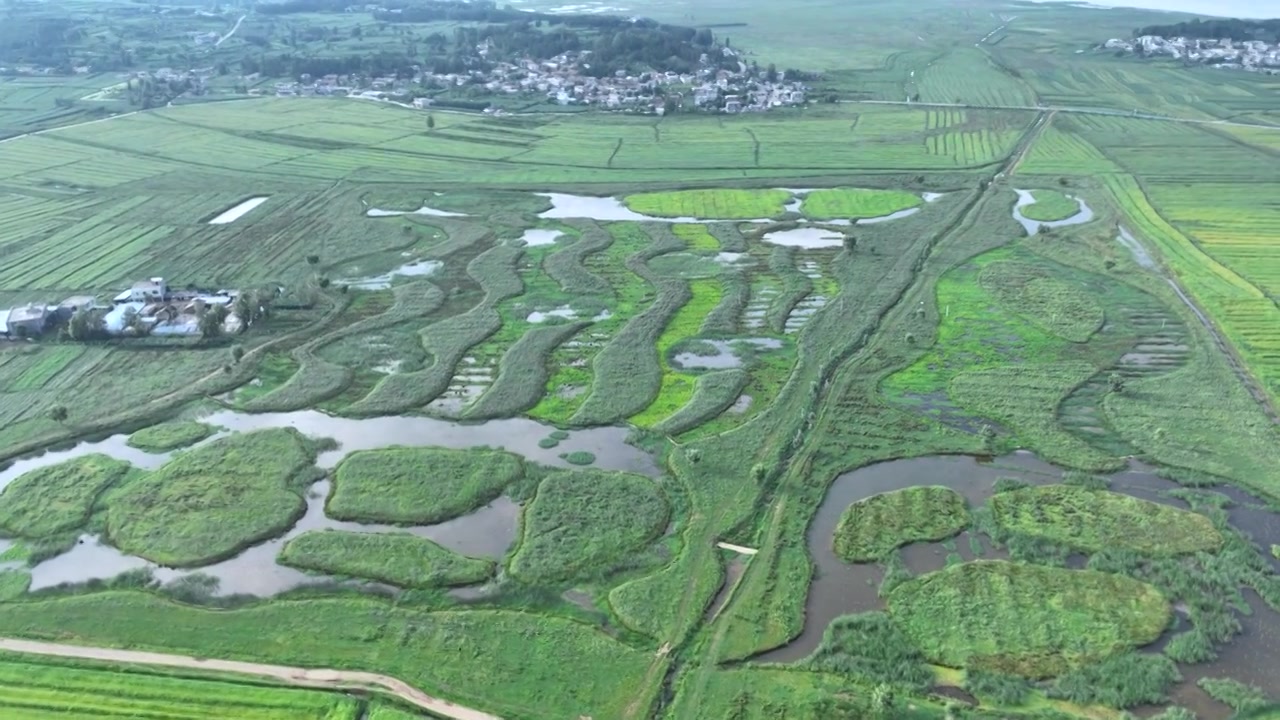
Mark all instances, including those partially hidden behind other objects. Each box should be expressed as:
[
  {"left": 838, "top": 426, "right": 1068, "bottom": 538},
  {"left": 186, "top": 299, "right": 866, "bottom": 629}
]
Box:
[
  {"left": 754, "top": 453, "right": 1280, "bottom": 718},
  {"left": 2, "top": 410, "right": 658, "bottom": 596}
]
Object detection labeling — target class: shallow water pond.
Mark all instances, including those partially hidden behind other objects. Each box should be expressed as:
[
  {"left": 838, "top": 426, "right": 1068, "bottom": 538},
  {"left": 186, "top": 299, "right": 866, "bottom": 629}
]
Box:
[{"left": 757, "top": 450, "right": 1280, "bottom": 717}]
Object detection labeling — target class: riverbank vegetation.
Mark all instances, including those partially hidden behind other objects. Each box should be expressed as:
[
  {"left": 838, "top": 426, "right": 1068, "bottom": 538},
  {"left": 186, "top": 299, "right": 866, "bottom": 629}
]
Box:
[
  {"left": 832, "top": 486, "right": 969, "bottom": 562},
  {"left": 801, "top": 188, "right": 922, "bottom": 220},
  {"left": 279, "top": 530, "right": 495, "bottom": 588},
  {"left": 327, "top": 447, "right": 523, "bottom": 525},
  {"left": 106, "top": 429, "right": 321, "bottom": 567}
]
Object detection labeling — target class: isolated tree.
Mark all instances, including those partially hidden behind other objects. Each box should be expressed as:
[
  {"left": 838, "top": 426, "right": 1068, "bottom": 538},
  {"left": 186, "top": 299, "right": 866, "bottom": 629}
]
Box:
[
  {"left": 980, "top": 424, "right": 997, "bottom": 454},
  {"left": 48, "top": 405, "right": 69, "bottom": 424},
  {"left": 843, "top": 234, "right": 858, "bottom": 252},
  {"left": 231, "top": 345, "right": 245, "bottom": 364},
  {"left": 426, "top": 114, "right": 436, "bottom": 130},
  {"left": 1104, "top": 259, "right": 1117, "bottom": 271},
  {"left": 305, "top": 254, "right": 320, "bottom": 266},
  {"left": 1108, "top": 372, "right": 1125, "bottom": 394},
  {"left": 199, "top": 304, "right": 228, "bottom": 341},
  {"left": 67, "top": 308, "right": 99, "bottom": 341},
  {"left": 318, "top": 276, "right": 332, "bottom": 289}
]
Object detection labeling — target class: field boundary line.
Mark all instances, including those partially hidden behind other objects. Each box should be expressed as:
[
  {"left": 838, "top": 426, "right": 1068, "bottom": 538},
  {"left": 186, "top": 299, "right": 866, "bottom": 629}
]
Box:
[{"left": 0, "top": 637, "right": 502, "bottom": 720}]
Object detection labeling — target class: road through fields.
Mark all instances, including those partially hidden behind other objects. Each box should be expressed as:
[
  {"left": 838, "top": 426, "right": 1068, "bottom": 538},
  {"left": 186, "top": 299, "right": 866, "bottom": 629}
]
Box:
[{"left": 0, "top": 638, "right": 502, "bottom": 720}]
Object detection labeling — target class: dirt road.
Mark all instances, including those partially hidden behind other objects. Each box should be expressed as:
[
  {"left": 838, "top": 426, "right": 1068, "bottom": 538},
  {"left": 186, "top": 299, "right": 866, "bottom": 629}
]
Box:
[{"left": 0, "top": 638, "right": 502, "bottom": 720}]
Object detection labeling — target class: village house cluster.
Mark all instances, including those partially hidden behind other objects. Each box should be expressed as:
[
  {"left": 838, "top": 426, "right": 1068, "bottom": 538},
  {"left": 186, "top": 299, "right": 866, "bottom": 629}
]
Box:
[
  {"left": 269, "top": 48, "right": 808, "bottom": 114},
  {"left": 0, "top": 278, "right": 241, "bottom": 340},
  {"left": 1104, "top": 36, "right": 1280, "bottom": 73}
]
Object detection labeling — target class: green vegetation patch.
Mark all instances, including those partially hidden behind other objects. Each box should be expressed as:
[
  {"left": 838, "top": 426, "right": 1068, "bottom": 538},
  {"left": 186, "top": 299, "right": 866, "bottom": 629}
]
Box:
[
  {"left": 624, "top": 189, "right": 790, "bottom": 219},
  {"left": 804, "top": 612, "right": 935, "bottom": 692},
  {"left": 979, "top": 260, "right": 1104, "bottom": 342},
  {"left": 801, "top": 188, "right": 922, "bottom": 220},
  {"left": 887, "top": 560, "right": 1170, "bottom": 677},
  {"left": 106, "top": 429, "right": 318, "bottom": 567},
  {"left": 991, "top": 485, "right": 1223, "bottom": 556},
  {"left": 511, "top": 470, "right": 668, "bottom": 583},
  {"left": 126, "top": 421, "right": 217, "bottom": 452},
  {"left": 0, "top": 592, "right": 651, "bottom": 720},
  {"left": 279, "top": 530, "right": 494, "bottom": 588},
  {"left": 0, "top": 656, "right": 363, "bottom": 720},
  {"left": 1021, "top": 189, "right": 1080, "bottom": 222},
  {"left": 328, "top": 447, "right": 523, "bottom": 525},
  {"left": 0, "top": 455, "right": 130, "bottom": 538},
  {"left": 832, "top": 486, "right": 969, "bottom": 562}
]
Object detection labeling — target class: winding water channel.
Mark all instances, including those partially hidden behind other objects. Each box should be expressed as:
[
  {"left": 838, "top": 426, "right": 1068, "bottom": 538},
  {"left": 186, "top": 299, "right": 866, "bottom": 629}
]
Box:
[
  {"left": 756, "top": 452, "right": 1280, "bottom": 718},
  {"left": 0, "top": 411, "right": 657, "bottom": 597}
]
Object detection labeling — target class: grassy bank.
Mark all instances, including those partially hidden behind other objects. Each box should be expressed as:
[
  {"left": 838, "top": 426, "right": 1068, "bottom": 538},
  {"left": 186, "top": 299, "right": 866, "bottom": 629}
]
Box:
[{"left": 279, "top": 530, "right": 495, "bottom": 588}]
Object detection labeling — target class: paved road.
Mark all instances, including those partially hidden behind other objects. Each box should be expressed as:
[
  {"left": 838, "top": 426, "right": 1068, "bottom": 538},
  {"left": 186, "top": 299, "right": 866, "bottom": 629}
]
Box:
[{"left": 0, "top": 637, "right": 502, "bottom": 720}]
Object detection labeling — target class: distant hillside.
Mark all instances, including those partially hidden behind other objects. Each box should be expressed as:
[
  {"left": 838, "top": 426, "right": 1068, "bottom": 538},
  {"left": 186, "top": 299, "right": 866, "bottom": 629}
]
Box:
[{"left": 1136, "top": 18, "right": 1280, "bottom": 42}]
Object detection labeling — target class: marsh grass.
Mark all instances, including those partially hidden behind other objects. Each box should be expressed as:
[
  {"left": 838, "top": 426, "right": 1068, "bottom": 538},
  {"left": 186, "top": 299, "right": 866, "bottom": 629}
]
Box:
[
  {"left": 624, "top": 189, "right": 791, "bottom": 220},
  {"left": 279, "top": 530, "right": 494, "bottom": 588},
  {"left": 832, "top": 486, "right": 969, "bottom": 563},
  {"left": 990, "top": 485, "right": 1223, "bottom": 556},
  {"left": 803, "top": 612, "right": 935, "bottom": 693},
  {"left": 887, "top": 561, "right": 1170, "bottom": 677},
  {"left": 327, "top": 447, "right": 523, "bottom": 525},
  {"left": 106, "top": 429, "right": 320, "bottom": 567},
  {"left": 1046, "top": 652, "right": 1180, "bottom": 708},
  {"left": 510, "top": 470, "right": 668, "bottom": 583},
  {"left": 0, "top": 455, "right": 130, "bottom": 538},
  {"left": 126, "top": 422, "right": 217, "bottom": 452}
]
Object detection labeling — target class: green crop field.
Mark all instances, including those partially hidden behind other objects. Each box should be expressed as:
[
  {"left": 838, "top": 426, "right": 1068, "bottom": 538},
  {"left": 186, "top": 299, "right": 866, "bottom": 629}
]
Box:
[
  {"left": 0, "top": 0, "right": 1277, "bottom": 717},
  {"left": 0, "top": 656, "right": 365, "bottom": 719}
]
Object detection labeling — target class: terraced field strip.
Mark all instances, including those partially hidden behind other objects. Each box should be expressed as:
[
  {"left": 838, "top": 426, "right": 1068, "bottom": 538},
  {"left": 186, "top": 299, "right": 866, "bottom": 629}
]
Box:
[
  {"left": 1102, "top": 174, "right": 1280, "bottom": 408},
  {"left": 0, "top": 638, "right": 500, "bottom": 720},
  {"left": 783, "top": 256, "right": 835, "bottom": 335}
]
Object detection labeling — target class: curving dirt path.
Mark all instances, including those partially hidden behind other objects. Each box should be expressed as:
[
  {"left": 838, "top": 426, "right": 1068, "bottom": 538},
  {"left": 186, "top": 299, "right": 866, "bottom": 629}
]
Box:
[{"left": 0, "top": 638, "right": 501, "bottom": 720}]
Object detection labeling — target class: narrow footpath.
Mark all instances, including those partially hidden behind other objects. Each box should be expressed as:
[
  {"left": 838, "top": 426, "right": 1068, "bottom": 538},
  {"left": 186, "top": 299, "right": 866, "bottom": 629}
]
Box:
[{"left": 0, "top": 638, "right": 501, "bottom": 720}]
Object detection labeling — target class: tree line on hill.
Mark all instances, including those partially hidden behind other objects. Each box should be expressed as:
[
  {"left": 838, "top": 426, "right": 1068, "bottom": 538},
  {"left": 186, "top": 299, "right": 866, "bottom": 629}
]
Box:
[{"left": 1135, "top": 18, "right": 1280, "bottom": 43}]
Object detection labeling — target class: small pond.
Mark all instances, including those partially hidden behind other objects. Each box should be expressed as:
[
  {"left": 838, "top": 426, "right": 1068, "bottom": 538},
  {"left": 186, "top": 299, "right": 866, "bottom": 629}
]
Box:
[
  {"left": 28, "top": 482, "right": 519, "bottom": 596},
  {"left": 365, "top": 205, "right": 467, "bottom": 218},
  {"left": 1011, "top": 188, "right": 1095, "bottom": 236},
  {"left": 672, "top": 338, "right": 783, "bottom": 370},
  {"left": 208, "top": 197, "right": 269, "bottom": 225},
  {"left": 755, "top": 452, "right": 1280, "bottom": 719},
  {"left": 517, "top": 229, "right": 563, "bottom": 247},
  {"left": 760, "top": 227, "right": 845, "bottom": 249},
  {"left": 2, "top": 410, "right": 659, "bottom": 596},
  {"left": 338, "top": 259, "right": 442, "bottom": 290}
]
